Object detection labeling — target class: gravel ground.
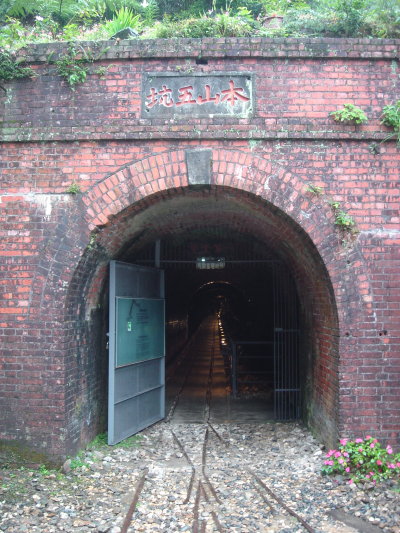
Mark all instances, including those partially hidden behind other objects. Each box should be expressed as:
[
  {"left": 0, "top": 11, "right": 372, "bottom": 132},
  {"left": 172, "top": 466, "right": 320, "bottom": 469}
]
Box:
[{"left": 1, "top": 422, "right": 399, "bottom": 533}]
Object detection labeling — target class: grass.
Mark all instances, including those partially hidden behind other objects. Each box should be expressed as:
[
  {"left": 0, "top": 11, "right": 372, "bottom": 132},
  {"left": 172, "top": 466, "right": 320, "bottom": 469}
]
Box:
[{"left": 87, "top": 431, "right": 142, "bottom": 450}]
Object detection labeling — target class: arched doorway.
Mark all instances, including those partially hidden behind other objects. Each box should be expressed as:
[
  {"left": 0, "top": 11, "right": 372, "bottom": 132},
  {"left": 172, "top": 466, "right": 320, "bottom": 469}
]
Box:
[{"left": 70, "top": 184, "right": 341, "bottom": 449}]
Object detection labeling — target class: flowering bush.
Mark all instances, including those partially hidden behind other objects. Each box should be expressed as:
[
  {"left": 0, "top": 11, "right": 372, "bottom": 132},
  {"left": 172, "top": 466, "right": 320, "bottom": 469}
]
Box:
[{"left": 321, "top": 436, "right": 400, "bottom": 484}]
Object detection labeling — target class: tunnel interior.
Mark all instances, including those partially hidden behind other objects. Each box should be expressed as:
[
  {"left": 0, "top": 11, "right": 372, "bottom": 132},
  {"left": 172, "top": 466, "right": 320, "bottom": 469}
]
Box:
[{"left": 131, "top": 234, "right": 291, "bottom": 409}]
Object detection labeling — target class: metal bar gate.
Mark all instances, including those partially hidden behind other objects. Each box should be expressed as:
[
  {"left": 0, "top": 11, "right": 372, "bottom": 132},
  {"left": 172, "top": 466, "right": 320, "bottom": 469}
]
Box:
[{"left": 273, "top": 263, "right": 300, "bottom": 420}]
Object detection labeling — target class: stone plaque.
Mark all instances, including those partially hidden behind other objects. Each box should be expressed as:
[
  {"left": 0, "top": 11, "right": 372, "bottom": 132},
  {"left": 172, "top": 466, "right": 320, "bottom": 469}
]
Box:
[
  {"left": 186, "top": 149, "right": 212, "bottom": 185},
  {"left": 142, "top": 73, "right": 253, "bottom": 118}
]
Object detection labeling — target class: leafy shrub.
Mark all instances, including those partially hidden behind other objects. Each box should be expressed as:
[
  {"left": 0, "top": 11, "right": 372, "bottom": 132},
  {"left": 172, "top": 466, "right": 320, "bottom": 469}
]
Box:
[
  {"left": 0, "top": 18, "right": 28, "bottom": 49},
  {"left": 141, "top": 0, "right": 159, "bottom": 25},
  {"left": 329, "top": 201, "right": 356, "bottom": 231},
  {"left": 365, "top": 0, "right": 400, "bottom": 38},
  {"left": 0, "top": 50, "right": 34, "bottom": 82},
  {"left": 261, "top": 0, "right": 308, "bottom": 16},
  {"left": 144, "top": 12, "right": 255, "bottom": 38},
  {"left": 273, "top": 1, "right": 371, "bottom": 38},
  {"left": 330, "top": 103, "right": 368, "bottom": 125},
  {"left": 322, "top": 436, "right": 400, "bottom": 484},
  {"left": 1, "top": 0, "right": 399, "bottom": 42},
  {"left": 331, "top": 0, "right": 368, "bottom": 37},
  {"left": 55, "top": 45, "right": 93, "bottom": 90},
  {"left": 157, "top": 0, "right": 208, "bottom": 16},
  {"left": 381, "top": 100, "right": 400, "bottom": 143}
]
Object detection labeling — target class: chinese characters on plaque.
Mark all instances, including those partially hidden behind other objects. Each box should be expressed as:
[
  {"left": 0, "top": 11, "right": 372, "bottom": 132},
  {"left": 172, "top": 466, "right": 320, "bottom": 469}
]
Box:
[{"left": 142, "top": 74, "right": 253, "bottom": 118}]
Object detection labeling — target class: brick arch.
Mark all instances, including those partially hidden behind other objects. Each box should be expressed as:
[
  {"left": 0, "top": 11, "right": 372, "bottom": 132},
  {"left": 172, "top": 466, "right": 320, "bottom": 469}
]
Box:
[
  {"left": 81, "top": 147, "right": 373, "bottom": 331},
  {"left": 64, "top": 146, "right": 378, "bottom": 448},
  {"left": 82, "top": 150, "right": 188, "bottom": 229}
]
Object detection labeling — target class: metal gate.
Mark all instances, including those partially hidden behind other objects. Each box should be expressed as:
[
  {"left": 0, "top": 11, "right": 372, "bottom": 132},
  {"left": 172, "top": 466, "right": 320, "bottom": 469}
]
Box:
[
  {"left": 273, "top": 263, "right": 300, "bottom": 420},
  {"left": 108, "top": 260, "right": 165, "bottom": 445}
]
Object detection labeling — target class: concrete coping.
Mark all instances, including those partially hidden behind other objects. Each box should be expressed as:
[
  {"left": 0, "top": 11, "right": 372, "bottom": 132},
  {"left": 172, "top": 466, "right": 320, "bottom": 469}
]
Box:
[{"left": 14, "top": 37, "right": 400, "bottom": 64}]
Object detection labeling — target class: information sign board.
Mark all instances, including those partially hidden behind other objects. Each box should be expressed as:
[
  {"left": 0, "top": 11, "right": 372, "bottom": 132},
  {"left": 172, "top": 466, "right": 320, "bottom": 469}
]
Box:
[{"left": 116, "top": 297, "right": 165, "bottom": 367}]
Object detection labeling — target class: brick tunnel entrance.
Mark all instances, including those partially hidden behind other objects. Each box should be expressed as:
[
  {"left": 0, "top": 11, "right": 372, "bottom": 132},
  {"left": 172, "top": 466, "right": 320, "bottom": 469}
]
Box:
[{"left": 88, "top": 186, "right": 340, "bottom": 447}]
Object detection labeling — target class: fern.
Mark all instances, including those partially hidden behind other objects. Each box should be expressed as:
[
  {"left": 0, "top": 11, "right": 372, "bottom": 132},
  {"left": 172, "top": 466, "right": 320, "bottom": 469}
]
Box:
[
  {"left": 5, "top": 0, "right": 40, "bottom": 18},
  {"left": 6, "top": 0, "right": 106, "bottom": 25}
]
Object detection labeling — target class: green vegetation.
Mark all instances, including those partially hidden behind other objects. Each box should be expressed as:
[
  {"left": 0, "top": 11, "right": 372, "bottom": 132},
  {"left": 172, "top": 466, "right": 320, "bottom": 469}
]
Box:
[
  {"left": 306, "top": 184, "right": 323, "bottom": 195},
  {"left": 0, "top": 50, "right": 35, "bottom": 88},
  {"left": 104, "top": 6, "right": 142, "bottom": 36},
  {"left": 0, "top": 0, "right": 399, "bottom": 49},
  {"left": 66, "top": 180, "right": 82, "bottom": 192},
  {"left": 305, "top": 188, "right": 357, "bottom": 235},
  {"left": 329, "top": 200, "right": 356, "bottom": 231},
  {"left": 322, "top": 436, "right": 400, "bottom": 484},
  {"left": 55, "top": 46, "right": 91, "bottom": 89},
  {"left": 330, "top": 103, "right": 368, "bottom": 125},
  {"left": 381, "top": 100, "right": 400, "bottom": 144},
  {"left": 117, "top": 434, "right": 142, "bottom": 448},
  {"left": 54, "top": 45, "right": 109, "bottom": 89},
  {"left": 69, "top": 454, "right": 89, "bottom": 470}
]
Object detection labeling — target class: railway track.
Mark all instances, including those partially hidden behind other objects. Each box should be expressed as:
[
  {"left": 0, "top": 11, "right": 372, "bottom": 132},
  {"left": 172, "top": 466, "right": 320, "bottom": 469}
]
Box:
[{"left": 120, "top": 315, "right": 317, "bottom": 532}]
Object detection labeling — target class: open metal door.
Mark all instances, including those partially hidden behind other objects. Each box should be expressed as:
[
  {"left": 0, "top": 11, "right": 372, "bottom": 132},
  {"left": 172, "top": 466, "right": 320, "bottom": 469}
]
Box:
[{"left": 108, "top": 260, "right": 165, "bottom": 445}]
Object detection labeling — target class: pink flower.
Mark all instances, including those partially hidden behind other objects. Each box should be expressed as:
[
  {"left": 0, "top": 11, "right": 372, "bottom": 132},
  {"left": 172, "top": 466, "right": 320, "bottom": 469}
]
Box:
[
  {"left": 370, "top": 443, "right": 375, "bottom": 448},
  {"left": 355, "top": 438, "right": 363, "bottom": 443},
  {"left": 358, "top": 448, "right": 363, "bottom": 453},
  {"left": 340, "top": 438, "right": 348, "bottom": 446},
  {"left": 334, "top": 451, "right": 342, "bottom": 458},
  {"left": 345, "top": 467, "right": 350, "bottom": 473},
  {"left": 386, "top": 446, "right": 393, "bottom": 454},
  {"left": 366, "top": 435, "right": 372, "bottom": 440},
  {"left": 388, "top": 463, "right": 395, "bottom": 469},
  {"left": 338, "top": 458, "right": 344, "bottom": 464},
  {"left": 327, "top": 449, "right": 335, "bottom": 457},
  {"left": 366, "top": 474, "right": 370, "bottom": 479},
  {"left": 396, "top": 462, "right": 400, "bottom": 468},
  {"left": 324, "top": 460, "right": 334, "bottom": 465},
  {"left": 343, "top": 452, "right": 349, "bottom": 457},
  {"left": 377, "top": 460, "right": 382, "bottom": 466},
  {"left": 348, "top": 479, "right": 353, "bottom": 484}
]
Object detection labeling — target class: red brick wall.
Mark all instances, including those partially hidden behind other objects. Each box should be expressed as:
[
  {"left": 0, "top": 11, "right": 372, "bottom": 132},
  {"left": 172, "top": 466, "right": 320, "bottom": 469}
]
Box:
[{"left": 0, "top": 38, "right": 399, "bottom": 459}]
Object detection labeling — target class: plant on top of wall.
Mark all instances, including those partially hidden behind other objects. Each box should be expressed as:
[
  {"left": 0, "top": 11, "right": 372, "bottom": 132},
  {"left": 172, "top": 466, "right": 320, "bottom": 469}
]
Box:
[
  {"left": 0, "top": 50, "right": 35, "bottom": 92},
  {"left": 55, "top": 44, "right": 93, "bottom": 90},
  {"left": 330, "top": 103, "right": 368, "bottom": 125},
  {"left": 54, "top": 43, "right": 109, "bottom": 90},
  {"left": 104, "top": 7, "right": 142, "bottom": 38},
  {"left": 381, "top": 100, "right": 400, "bottom": 144}
]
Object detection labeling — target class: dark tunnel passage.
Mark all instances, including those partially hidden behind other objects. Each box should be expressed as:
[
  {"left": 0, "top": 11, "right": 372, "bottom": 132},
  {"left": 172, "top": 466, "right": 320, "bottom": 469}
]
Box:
[{"left": 120, "top": 232, "right": 300, "bottom": 423}]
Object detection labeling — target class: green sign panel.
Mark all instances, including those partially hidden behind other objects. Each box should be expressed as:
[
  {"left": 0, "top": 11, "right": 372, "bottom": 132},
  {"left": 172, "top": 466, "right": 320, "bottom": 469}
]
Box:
[{"left": 116, "top": 297, "right": 165, "bottom": 367}]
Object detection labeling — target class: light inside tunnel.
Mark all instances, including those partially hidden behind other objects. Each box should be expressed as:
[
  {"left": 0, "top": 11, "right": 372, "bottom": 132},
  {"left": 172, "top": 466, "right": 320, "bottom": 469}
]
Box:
[{"left": 196, "top": 256, "right": 226, "bottom": 269}]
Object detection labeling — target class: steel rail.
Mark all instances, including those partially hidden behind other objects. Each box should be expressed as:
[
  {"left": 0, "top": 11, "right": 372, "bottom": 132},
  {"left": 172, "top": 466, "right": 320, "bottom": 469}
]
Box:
[
  {"left": 250, "top": 470, "right": 316, "bottom": 533},
  {"left": 120, "top": 468, "right": 148, "bottom": 533}
]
